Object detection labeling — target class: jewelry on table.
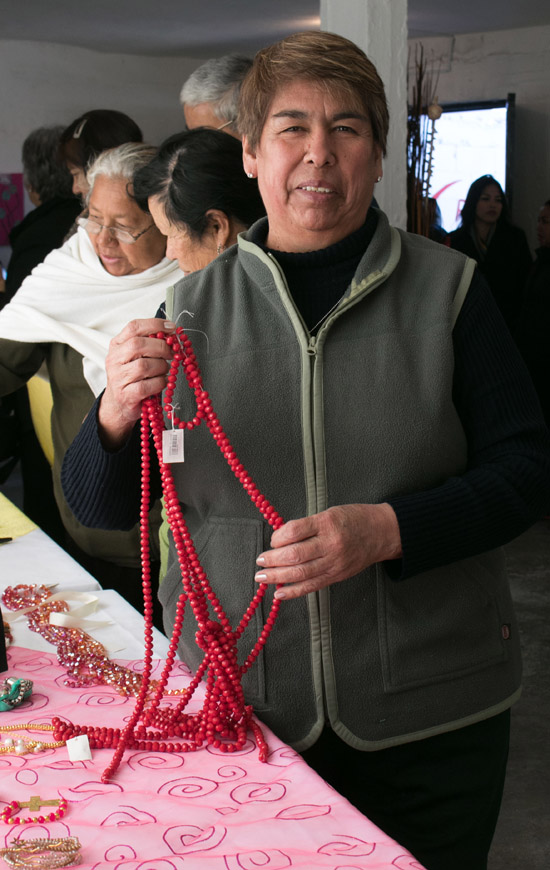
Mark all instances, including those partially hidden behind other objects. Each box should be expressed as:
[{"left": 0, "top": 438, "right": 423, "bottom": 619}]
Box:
[
  {"left": 0, "top": 723, "right": 66, "bottom": 755},
  {"left": 0, "top": 837, "right": 81, "bottom": 869},
  {"left": 1, "top": 588, "right": 150, "bottom": 698},
  {"left": 1, "top": 796, "right": 68, "bottom": 826},
  {"left": 1, "top": 587, "right": 53, "bottom": 611},
  {"left": 0, "top": 679, "right": 33, "bottom": 712}
]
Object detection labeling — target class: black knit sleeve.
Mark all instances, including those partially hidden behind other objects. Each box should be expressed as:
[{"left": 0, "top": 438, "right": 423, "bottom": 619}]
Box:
[
  {"left": 60, "top": 395, "right": 157, "bottom": 530},
  {"left": 386, "top": 269, "right": 550, "bottom": 580}
]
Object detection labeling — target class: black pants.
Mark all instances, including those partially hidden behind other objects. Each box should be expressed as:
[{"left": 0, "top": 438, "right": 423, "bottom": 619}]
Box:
[{"left": 301, "top": 711, "right": 510, "bottom": 870}]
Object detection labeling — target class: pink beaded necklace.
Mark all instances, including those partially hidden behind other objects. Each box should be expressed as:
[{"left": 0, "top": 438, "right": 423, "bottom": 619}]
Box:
[{"left": 59, "top": 328, "right": 284, "bottom": 782}]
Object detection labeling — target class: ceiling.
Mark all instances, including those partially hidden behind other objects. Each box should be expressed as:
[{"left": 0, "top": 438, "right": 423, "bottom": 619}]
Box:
[{"left": 2, "top": 0, "right": 550, "bottom": 57}]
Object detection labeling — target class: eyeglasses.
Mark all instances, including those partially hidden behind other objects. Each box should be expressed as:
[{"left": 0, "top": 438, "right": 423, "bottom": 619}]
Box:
[
  {"left": 77, "top": 216, "right": 155, "bottom": 245},
  {"left": 216, "top": 119, "right": 236, "bottom": 131}
]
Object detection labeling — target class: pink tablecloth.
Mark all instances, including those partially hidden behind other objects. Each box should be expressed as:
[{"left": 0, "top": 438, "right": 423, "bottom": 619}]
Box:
[{"left": 0, "top": 647, "right": 424, "bottom": 869}]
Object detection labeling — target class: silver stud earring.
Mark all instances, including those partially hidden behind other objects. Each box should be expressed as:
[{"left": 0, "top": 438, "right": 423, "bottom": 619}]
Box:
[
  {"left": 247, "top": 172, "right": 254, "bottom": 179},
  {"left": 376, "top": 176, "right": 383, "bottom": 183}
]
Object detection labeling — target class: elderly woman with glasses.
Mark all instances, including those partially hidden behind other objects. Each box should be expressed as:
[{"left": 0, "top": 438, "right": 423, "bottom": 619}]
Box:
[
  {"left": 62, "top": 33, "right": 550, "bottom": 870},
  {"left": 0, "top": 142, "right": 182, "bottom": 613}
]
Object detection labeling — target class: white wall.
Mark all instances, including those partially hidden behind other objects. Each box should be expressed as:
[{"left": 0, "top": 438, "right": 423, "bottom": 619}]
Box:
[
  {"left": 0, "top": 38, "right": 200, "bottom": 264},
  {"left": 409, "top": 25, "right": 550, "bottom": 251},
  {"left": 0, "top": 39, "right": 199, "bottom": 170}
]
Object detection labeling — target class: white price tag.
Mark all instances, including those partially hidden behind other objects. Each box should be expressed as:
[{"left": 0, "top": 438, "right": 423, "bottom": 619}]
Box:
[
  {"left": 162, "top": 428, "right": 184, "bottom": 463},
  {"left": 66, "top": 734, "right": 92, "bottom": 761}
]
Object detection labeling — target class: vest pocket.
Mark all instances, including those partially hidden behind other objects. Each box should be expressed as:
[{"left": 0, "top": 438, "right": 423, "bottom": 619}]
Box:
[
  {"left": 378, "top": 554, "right": 510, "bottom": 691},
  {"left": 158, "top": 514, "right": 268, "bottom": 706}
]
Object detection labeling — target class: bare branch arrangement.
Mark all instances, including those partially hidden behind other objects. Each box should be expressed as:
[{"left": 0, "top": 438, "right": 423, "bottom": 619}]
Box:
[{"left": 407, "top": 45, "right": 442, "bottom": 237}]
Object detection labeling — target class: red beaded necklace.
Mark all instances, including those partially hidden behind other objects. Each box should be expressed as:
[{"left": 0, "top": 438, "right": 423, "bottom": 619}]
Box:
[{"left": 58, "top": 328, "right": 284, "bottom": 782}]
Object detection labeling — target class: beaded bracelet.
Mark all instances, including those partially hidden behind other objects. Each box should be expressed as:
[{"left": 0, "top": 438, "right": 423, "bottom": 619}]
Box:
[
  {"left": 0, "top": 679, "right": 33, "bottom": 713},
  {"left": 1, "top": 798, "right": 68, "bottom": 826},
  {"left": 0, "top": 836, "right": 81, "bottom": 868}
]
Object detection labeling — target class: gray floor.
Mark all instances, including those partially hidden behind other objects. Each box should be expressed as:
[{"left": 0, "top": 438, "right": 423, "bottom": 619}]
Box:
[
  {"left": 489, "top": 520, "right": 550, "bottom": 869},
  {"left": 2, "top": 468, "right": 548, "bottom": 865}
]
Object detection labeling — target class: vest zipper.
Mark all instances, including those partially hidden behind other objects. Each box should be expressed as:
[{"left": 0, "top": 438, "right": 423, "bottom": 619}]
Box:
[{"left": 306, "top": 335, "right": 317, "bottom": 357}]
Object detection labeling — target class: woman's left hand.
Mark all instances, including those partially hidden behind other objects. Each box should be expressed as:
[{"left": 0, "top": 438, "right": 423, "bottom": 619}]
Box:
[{"left": 254, "top": 503, "right": 402, "bottom": 600}]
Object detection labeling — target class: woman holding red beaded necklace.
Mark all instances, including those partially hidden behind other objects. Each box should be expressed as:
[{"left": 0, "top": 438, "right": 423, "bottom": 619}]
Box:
[{"left": 62, "top": 32, "right": 550, "bottom": 870}]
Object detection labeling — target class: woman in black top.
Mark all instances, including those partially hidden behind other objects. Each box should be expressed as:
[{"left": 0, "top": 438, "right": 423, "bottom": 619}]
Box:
[{"left": 449, "top": 174, "right": 531, "bottom": 332}]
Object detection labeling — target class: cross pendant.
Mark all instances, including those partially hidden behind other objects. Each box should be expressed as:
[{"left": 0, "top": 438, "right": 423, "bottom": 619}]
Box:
[{"left": 19, "top": 795, "right": 61, "bottom": 812}]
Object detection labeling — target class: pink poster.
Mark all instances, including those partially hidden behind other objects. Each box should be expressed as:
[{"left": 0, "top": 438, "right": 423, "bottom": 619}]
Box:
[{"left": 0, "top": 172, "right": 24, "bottom": 245}]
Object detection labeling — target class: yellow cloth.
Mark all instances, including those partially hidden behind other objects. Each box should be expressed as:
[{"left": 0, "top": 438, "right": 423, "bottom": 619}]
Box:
[
  {"left": 0, "top": 492, "right": 38, "bottom": 538},
  {"left": 27, "top": 374, "right": 54, "bottom": 466}
]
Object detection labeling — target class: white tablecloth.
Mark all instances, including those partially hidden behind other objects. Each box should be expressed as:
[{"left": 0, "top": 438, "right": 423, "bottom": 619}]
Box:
[{"left": 0, "top": 526, "right": 169, "bottom": 659}]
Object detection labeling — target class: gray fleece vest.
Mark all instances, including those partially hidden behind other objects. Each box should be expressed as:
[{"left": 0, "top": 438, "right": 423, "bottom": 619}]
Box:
[{"left": 158, "top": 211, "right": 521, "bottom": 751}]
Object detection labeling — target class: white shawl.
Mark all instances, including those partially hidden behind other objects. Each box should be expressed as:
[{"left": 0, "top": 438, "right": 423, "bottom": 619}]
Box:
[{"left": 0, "top": 227, "right": 183, "bottom": 396}]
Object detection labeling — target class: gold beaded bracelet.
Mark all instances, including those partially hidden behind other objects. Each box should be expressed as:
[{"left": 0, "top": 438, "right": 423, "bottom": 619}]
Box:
[{"left": 0, "top": 836, "right": 81, "bottom": 868}]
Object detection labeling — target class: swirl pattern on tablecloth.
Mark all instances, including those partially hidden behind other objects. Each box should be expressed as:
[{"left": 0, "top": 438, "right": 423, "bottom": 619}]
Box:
[
  {"left": 0, "top": 756, "right": 27, "bottom": 772},
  {"left": 127, "top": 751, "right": 185, "bottom": 771},
  {"left": 318, "top": 835, "right": 375, "bottom": 857},
  {"left": 15, "top": 767, "right": 38, "bottom": 785},
  {"left": 7, "top": 652, "right": 54, "bottom": 673},
  {"left": 0, "top": 647, "right": 425, "bottom": 868},
  {"left": 16, "top": 691, "right": 49, "bottom": 711},
  {"left": 163, "top": 824, "right": 227, "bottom": 854},
  {"left": 101, "top": 805, "right": 157, "bottom": 826},
  {"left": 265, "top": 747, "right": 300, "bottom": 767},
  {"left": 158, "top": 776, "right": 218, "bottom": 798},
  {"left": 105, "top": 844, "right": 137, "bottom": 861},
  {"left": 216, "top": 764, "right": 248, "bottom": 781},
  {"left": 230, "top": 781, "right": 286, "bottom": 804},
  {"left": 224, "top": 850, "right": 292, "bottom": 869},
  {"left": 59, "top": 779, "right": 123, "bottom": 802},
  {"left": 76, "top": 690, "right": 130, "bottom": 707}
]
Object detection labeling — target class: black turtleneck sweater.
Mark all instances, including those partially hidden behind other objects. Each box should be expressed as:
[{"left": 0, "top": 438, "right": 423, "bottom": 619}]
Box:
[{"left": 251, "top": 210, "right": 378, "bottom": 334}]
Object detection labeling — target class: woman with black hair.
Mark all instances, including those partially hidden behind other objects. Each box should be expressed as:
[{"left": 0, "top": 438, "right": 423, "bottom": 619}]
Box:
[
  {"left": 59, "top": 109, "right": 143, "bottom": 199},
  {"left": 449, "top": 174, "right": 531, "bottom": 331},
  {"left": 132, "top": 127, "right": 265, "bottom": 277}
]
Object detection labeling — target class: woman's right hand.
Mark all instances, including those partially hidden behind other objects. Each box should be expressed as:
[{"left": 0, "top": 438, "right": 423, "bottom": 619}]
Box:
[{"left": 98, "top": 318, "right": 176, "bottom": 450}]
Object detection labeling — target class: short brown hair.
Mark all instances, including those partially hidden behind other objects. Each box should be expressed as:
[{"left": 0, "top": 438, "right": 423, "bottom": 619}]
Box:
[{"left": 238, "top": 31, "right": 389, "bottom": 155}]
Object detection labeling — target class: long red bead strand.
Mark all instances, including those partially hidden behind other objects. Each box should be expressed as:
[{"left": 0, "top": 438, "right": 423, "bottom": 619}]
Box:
[{"left": 98, "top": 327, "right": 284, "bottom": 781}]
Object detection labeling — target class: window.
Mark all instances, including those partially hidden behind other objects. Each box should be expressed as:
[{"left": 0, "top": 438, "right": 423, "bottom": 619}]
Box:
[{"left": 429, "top": 95, "right": 515, "bottom": 232}]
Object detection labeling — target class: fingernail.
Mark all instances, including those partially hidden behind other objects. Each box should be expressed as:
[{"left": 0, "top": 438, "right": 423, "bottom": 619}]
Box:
[
  {"left": 164, "top": 321, "right": 176, "bottom": 330},
  {"left": 274, "top": 589, "right": 286, "bottom": 600},
  {"left": 256, "top": 556, "right": 265, "bottom": 566},
  {"left": 255, "top": 573, "right": 267, "bottom": 582}
]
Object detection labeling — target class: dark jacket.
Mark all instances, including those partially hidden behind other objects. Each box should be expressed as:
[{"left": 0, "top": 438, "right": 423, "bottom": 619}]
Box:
[
  {"left": 3, "top": 196, "right": 81, "bottom": 308},
  {"left": 449, "top": 221, "right": 532, "bottom": 332},
  {"left": 516, "top": 247, "right": 550, "bottom": 423}
]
